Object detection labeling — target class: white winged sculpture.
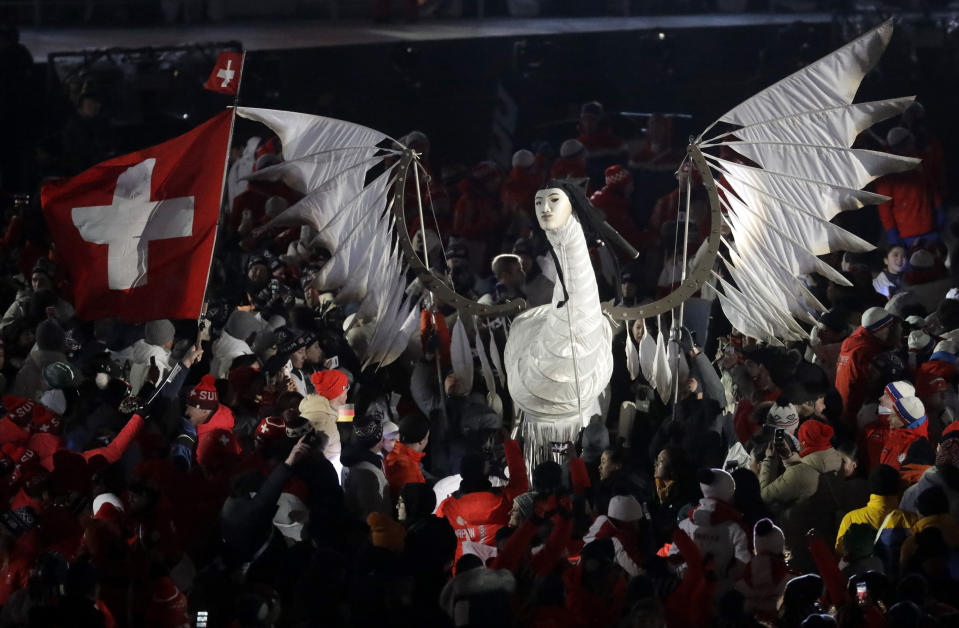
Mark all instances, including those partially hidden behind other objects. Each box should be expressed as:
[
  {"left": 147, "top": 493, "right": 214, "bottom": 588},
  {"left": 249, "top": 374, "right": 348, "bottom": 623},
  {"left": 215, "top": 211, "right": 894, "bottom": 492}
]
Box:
[{"left": 241, "top": 19, "right": 916, "bottom": 470}]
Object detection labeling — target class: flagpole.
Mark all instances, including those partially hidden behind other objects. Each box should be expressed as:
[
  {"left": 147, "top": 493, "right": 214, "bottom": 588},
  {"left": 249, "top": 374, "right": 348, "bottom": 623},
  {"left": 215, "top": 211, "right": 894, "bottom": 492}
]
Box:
[{"left": 198, "top": 49, "right": 247, "bottom": 331}]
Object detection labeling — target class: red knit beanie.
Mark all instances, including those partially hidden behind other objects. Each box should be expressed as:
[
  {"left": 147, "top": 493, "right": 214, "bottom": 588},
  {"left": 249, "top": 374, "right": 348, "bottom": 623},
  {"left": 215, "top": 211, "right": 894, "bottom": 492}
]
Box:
[
  {"left": 196, "top": 429, "right": 239, "bottom": 472},
  {"left": 148, "top": 577, "right": 190, "bottom": 628},
  {"left": 255, "top": 416, "right": 287, "bottom": 446},
  {"left": 310, "top": 369, "right": 348, "bottom": 400},
  {"left": 604, "top": 165, "right": 633, "bottom": 190},
  {"left": 187, "top": 375, "right": 219, "bottom": 411},
  {"left": 3, "top": 396, "right": 36, "bottom": 427},
  {"left": 798, "top": 420, "right": 834, "bottom": 457}
]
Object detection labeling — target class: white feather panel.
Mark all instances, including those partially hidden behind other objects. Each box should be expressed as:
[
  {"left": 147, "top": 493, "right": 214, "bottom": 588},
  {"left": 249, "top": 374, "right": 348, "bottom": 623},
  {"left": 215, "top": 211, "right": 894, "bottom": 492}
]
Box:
[
  {"left": 712, "top": 97, "right": 912, "bottom": 148},
  {"left": 653, "top": 321, "right": 671, "bottom": 403},
  {"left": 236, "top": 107, "right": 394, "bottom": 192},
  {"left": 708, "top": 156, "right": 890, "bottom": 222},
  {"left": 715, "top": 162, "right": 875, "bottom": 256},
  {"left": 625, "top": 332, "right": 640, "bottom": 381},
  {"left": 487, "top": 325, "right": 506, "bottom": 389},
  {"left": 474, "top": 326, "right": 497, "bottom": 395},
  {"left": 724, "top": 238, "right": 824, "bottom": 321},
  {"left": 265, "top": 166, "right": 395, "bottom": 238},
  {"left": 719, "top": 186, "right": 851, "bottom": 286},
  {"left": 716, "top": 19, "right": 893, "bottom": 127},
  {"left": 705, "top": 282, "right": 784, "bottom": 346},
  {"left": 376, "top": 296, "right": 422, "bottom": 367},
  {"left": 721, "top": 142, "right": 918, "bottom": 191},
  {"left": 638, "top": 322, "right": 657, "bottom": 384},
  {"left": 450, "top": 316, "right": 474, "bottom": 395}
]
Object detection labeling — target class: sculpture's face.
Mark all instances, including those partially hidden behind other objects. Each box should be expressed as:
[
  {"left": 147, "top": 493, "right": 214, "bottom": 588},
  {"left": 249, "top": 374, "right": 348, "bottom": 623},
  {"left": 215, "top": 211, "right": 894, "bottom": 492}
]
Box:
[{"left": 534, "top": 188, "right": 573, "bottom": 231}]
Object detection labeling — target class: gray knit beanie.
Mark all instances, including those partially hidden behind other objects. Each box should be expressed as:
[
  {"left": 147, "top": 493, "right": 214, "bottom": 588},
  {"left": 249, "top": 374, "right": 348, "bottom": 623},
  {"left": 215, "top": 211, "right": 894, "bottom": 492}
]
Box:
[
  {"left": 224, "top": 311, "right": 261, "bottom": 342},
  {"left": 144, "top": 320, "right": 175, "bottom": 347}
]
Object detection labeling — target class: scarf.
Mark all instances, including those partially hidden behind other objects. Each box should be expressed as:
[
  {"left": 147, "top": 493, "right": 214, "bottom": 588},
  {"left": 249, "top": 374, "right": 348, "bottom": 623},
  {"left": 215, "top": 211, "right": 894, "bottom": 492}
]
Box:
[
  {"left": 655, "top": 478, "right": 674, "bottom": 504},
  {"left": 689, "top": 497, "right": 743, "bottom": 527},
  {"left": 741, "top": 554, "right": 788, "bottom": 589}
]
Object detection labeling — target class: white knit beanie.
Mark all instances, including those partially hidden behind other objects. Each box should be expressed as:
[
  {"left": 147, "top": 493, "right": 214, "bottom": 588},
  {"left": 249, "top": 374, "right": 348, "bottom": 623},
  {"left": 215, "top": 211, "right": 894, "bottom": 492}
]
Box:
[
  {"left": 512, "top": 149, "right": 535, "bottom": 168},
  {"left": 559, "top": 139, "right": 585, "bottom": 158},
  {"left": 766, "top": 402, "right": 799, "bottom": 436},
  {"left": 884, "top": 380, "right": 916, "bottom": 401},
  {"left": 608, "top": 495, "right": 645, "bottom": 522},
  {"left": 862, "top": 307, "right": 895, "bottom": 332},
  {"left": 698, "top": 468, "right": 735, "bottom": 503},
  {"left": 92, "top": 493, "right": 124, "bottom": 517},
  {"left": 934, "top": 340, "right": 959, "bottom": 356},
  {"left": 753, "top": 518, "right": 785, "bottom": 555},
  {"left": 908, "top": 330, "right": 933, "bottom": 352}
]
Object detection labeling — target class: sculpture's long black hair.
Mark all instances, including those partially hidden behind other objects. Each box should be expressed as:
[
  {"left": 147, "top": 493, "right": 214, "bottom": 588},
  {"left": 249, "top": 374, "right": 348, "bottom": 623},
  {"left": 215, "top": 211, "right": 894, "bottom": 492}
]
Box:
[{"left": 539, "top": 178, "right": 637, "bottom": 307}]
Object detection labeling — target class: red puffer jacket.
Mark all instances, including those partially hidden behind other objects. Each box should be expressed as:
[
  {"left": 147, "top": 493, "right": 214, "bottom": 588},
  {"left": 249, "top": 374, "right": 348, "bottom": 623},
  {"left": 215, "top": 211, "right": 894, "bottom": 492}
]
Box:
[
  {"left": 835, "top": 327, "right": 887, "bottom": 427},
  {"left": 862, "top": 416, "right": 929, "bottom": 471},
  {"left": 436, "top": 440, "right": 528, "bottom": 565}
]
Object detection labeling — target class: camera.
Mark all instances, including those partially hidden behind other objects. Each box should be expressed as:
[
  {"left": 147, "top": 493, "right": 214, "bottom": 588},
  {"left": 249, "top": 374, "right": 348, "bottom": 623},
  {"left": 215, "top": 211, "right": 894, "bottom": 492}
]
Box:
[
  {"left": 550, "top": 442, "right": 569, "bottom": 454},
  {"left": 774, "top": 428, "right": 785, "bottom": 445}
]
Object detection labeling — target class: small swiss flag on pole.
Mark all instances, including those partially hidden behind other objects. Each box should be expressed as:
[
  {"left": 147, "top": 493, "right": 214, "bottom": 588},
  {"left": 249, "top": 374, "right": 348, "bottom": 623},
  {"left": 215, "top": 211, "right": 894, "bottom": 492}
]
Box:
[
  {"left": 40, "top": 110, "right": 233, "bottom": 323},
  {"left": 205, "top": 51, "right": 244, "bottom": 95}
]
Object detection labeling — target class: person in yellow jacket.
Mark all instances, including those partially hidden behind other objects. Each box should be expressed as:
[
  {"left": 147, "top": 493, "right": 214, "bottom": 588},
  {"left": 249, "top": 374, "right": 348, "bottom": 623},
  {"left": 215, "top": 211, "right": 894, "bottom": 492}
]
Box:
[
  {"left": 900, "top": 485, "right": 959, "bottom": 571},
  {"left": 836, "top": 464, "right": 917, "bottom": 574},
  {"left": 299, "top": 369, "right": 348, "bottom": 474}
]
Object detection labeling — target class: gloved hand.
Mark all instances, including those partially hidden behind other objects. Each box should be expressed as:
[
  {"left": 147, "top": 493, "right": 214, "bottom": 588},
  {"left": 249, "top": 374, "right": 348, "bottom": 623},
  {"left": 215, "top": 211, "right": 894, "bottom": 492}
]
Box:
[
  {"left": 118, "top": 395, "right": 145, "bottom": 418},
  {"left": 679, "top": 326, "right": 698, "bottom": 356}
]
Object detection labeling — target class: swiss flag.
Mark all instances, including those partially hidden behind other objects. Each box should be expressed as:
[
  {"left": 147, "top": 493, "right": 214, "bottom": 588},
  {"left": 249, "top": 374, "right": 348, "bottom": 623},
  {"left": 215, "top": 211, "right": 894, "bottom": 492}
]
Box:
[
  {"left": 204, "top": 51, "right": 243, "bottom": 95},
  {"left": 41, "top": 110, "right": 233, "bottom": 323}
]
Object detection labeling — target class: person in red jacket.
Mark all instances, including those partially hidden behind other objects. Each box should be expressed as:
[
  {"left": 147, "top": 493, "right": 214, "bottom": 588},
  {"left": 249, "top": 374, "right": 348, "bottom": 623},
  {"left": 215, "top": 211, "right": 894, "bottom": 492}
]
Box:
[
  {"left": 836, "top": 307, "right": 900, "bottom": 427},
  {"left": 436, "top": 439, "right": 528, "bottom": 566},
  {"left": 452, "top": 161, "right": 502, "bottom": 271},
  {"left": 549, "top": 140, "right": 588, "bottom": 181},
  {"left": 562, "top": 537, "right": 627, "bottom": 628},
  {"left": 385, "top": 414, "right": 430, "bottom": 500},
  {"left": 589, "top": 165, "right": 643, "bottom": 248},
  {"left": 863, "top": 396, "right": 929, "bottom": 471},
  {"left": 875, "top": 127, "right": 942, "bottom": 247},
  {"left": 170, "top": 375, "right": 237, "bottom": 470},
  {"left": 915, "top": 340, "right": 958, "bottom": 396},
  {"left": 501, "top": 149, "right": 543, "bottom": 221}
]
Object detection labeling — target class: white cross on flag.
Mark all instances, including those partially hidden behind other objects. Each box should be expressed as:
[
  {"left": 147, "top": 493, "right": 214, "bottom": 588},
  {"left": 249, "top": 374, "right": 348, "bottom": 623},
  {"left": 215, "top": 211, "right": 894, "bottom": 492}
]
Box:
[
  {"left": 204, "top": 51, "right": 243, "bottom": 95},
  {"left": 41, "top": 110, "right": 232, "bottom": 323}
]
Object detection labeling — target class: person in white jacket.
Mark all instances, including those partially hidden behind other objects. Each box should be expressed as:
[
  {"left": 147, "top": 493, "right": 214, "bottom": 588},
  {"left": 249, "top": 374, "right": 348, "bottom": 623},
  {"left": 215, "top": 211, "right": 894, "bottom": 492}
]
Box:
[
  {"left": 211, "top": 311, "right": 262, "bottom": 379},
  {"left": 670, "top": 467, "right": 750, "bottom": 588},
  {"left": 128, "top": 320, "right": 175, "bottom": 395}
]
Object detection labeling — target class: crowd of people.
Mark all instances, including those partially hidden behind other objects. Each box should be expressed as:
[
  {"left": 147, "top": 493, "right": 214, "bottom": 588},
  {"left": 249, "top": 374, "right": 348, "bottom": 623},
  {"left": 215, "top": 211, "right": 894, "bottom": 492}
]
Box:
[{"left": 0, "top": 41, "right": 955, "bottom": 626}]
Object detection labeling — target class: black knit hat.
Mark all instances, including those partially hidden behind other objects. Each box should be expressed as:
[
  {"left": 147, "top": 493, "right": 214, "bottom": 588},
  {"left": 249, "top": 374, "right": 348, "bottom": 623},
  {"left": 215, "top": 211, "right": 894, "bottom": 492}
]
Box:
[
  {"left": 399, "top": 414, "right": 430, "bottom": 444},
  {"left": 35, "top": 319, "right": 65, "bottom": 352},
  {"left": 917, "top": 485, "right": 949, "bottom": 517},
  {"left": 0, "top": 506, "right": 38, "bottom": 538},
  {"left": 352, "top": 415, "right": 383, "bottom": 448},
  {"left": 868, "top": 464, "right": 901, "bottom": 496},
  {"left": 274, "top": 326, "right": 316, "bottom": 358}
]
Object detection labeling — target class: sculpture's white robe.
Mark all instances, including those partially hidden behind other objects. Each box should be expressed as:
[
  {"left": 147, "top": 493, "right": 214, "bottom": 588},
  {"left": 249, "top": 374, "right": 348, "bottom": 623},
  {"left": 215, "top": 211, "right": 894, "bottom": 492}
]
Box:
[{"left": 505, "top": 214, "right": 613, "bottom": 468}]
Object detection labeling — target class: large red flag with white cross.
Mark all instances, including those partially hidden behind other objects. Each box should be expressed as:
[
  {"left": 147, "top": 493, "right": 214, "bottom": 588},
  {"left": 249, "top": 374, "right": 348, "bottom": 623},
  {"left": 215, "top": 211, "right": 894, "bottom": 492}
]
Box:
[{"left": 41, "top": 110, "right": 233, "bottom": 323}]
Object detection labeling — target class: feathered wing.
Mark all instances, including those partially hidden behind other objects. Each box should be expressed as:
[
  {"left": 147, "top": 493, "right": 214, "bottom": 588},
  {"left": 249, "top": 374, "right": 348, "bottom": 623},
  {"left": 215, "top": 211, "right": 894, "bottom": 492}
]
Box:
[
  {"left": 235, "top": 107, "right": 418, "bottom": 367},
  {"left": 696, "top": 19, "right": 919, "bottom": 343}
]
